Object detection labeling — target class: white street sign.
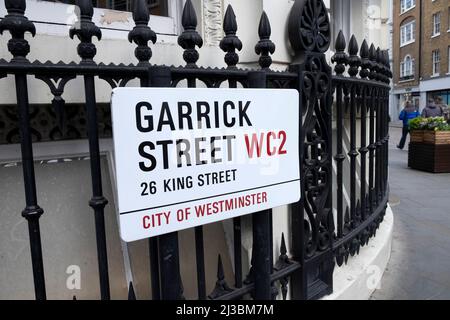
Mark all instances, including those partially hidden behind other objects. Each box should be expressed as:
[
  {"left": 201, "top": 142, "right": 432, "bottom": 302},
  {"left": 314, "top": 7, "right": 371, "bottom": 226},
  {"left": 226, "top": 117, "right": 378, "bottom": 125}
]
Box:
[{"left": 111, "top": 88, "right": 301, "bottom": 242}]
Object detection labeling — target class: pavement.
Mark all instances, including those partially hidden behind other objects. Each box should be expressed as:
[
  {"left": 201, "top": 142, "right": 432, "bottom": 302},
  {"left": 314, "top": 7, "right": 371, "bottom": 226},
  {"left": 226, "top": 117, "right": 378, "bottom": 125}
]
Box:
[{"left": 370, "top": 126, "right": 450, "bottom": 300}]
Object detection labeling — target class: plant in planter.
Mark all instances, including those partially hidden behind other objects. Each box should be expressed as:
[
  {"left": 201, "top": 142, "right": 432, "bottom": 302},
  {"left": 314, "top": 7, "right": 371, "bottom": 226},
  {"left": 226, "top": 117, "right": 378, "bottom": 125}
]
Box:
[
  {"left": 409, "top": 117, "right": 428, "bottom": 143},
  {"left": 408, "top": 117, "right": 450, "bottom": 173},
  {"left": 422, "top": 117, "right": 450, "bottom": 145}
]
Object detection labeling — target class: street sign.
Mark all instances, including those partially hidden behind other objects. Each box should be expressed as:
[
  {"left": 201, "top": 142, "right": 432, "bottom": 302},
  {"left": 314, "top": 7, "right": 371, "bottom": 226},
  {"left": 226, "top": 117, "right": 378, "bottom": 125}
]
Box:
[{"left": 111, "top": 88, "right": 301, "bottom": 242}]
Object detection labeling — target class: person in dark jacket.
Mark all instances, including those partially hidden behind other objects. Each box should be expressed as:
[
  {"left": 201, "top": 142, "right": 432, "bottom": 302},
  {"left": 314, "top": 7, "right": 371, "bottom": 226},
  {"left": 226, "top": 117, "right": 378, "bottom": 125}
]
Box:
[
  {"left": 421, "top": 98, "right": 443, "bottom": 118},
  {"left": 435, "top": 96, "right": 449, "bottom": 123},
  {"left": 397, "top": 101, "right": 420, "bottom": 150}
]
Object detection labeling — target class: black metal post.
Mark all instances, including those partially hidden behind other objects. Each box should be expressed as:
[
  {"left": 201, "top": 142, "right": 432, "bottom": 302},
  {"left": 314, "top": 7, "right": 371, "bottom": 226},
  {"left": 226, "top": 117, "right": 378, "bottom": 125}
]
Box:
[
  {"left": 16, "top": 73, "right": 47, "bottom": 300},
  {"left": 349, "top": 85, "right": 357, "bottom": 227},
  {"left": 141, "top": 71, "right": 162, "bottom": 301},
  {"left": 248, "top": 70, "right": 272, "bottom": 300},
  {"left": 360, "top": 87, "right": 368, "bottom": 220},
  {"left": 0, "top": 0, "right": 47, "bottom": 301},
  {"left": 84, "top": 74, "right": 111, "bottom": 300},
  {"left": 188, "top": 76, "right": 207, "bottom": 301},
  {"left": 150, "top": 66, "right": 183, "bottom": 300},
  {"left": 332, "top": 30, "right": 347, "bottom": 240},
  {"left": 336, "top": 83, "right": 344, "bottom": 237},
  {"left": 69, "top": 0, "right": 110, "bottom": 300}
]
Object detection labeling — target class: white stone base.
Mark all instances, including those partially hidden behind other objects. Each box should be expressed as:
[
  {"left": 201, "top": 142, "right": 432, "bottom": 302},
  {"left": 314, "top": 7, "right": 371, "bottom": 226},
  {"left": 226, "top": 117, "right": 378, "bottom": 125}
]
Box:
[{"left": 322, "top": 205, "right": 394, "bottom": 300}]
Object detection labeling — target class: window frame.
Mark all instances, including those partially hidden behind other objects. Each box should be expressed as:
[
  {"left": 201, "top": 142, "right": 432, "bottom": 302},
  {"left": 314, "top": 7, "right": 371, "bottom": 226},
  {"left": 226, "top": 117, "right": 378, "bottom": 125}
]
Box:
[
  {"left": 0, "top": 0, "right": 185, "bottom": 39},
  {"left": 432, "top": 49, "right": 441, "bottom": 76},
  {"left": 448, "top": 46, "right": 450, "bottom": 74},
  {"left": 432, "top": 12, "right": 441, "bottom": 37},
  {"left": 400, "top": 20, "right": 416, "bottom": 47},
  {"left": 400, "top": 0, "right": 415, "bottom": 15},
  {"left": 400, "top": 55, "right": 414, "bottom": 81},
  {"left": 448, "top": 7, "right": 450, "bottom": 32}
]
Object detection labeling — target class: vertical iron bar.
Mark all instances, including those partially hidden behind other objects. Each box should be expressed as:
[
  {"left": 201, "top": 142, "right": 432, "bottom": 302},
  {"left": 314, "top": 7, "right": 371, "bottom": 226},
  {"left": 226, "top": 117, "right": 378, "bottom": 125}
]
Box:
[
  {"left": 289, "top": 64, "right": 306, "bottom": 297},
  {"left": 375, "top": 88, "right": 381, "bottom": 204},
  {"left": 360, "top": 86, "right": 368, "bottom": 220},
  {"left": 194, "top": 226, "right": 206, "bottom": 300},
  {"left": 349, "top": 85, "right": 357, "bottom": 228},
  {"left": 149, "top": 237, "right": 161, "bottom": 300},
  {"left": 158, "top": 232, "right": 182, "bottom": 300},
  {"left": 380, "top": 89, "right": 386, "bottom": 199},
  {"left": 140, "top": 75, "right": 161, "bottom": 301},
  {"left": 228, "top": 78, "right": 243, "bottom": 289},
  {"left": 15, "top": 73, "right": 46, "bottom": 300},
  {"left": 150, "top": 66, "right": 183, "bottom": 300},
  {"left": 248, "top": 70, "right": 271, "bottom": 300},
  {"left": 0, "top": 0, "right": 46, "bottom": 301},
  {"left": 233, "top": 218, "right": 243, "bottom": 288},
  {"left": 384, "top": 89, "right": 389, "bottom": 194},
  {"left": 69, "top": 0, "right": 110, "bottom": 300},
  {"left": 84, "top": 74, "right": 110, "bottom": 300},
  {"left": 335, "top": 83, "right": 344, "bottom": 238},
  {"left": 186, "top": 76, "right": 207, "bottom": 300},
  {"left": 368, "top": 88, "right": 375, "bottom": 213}
]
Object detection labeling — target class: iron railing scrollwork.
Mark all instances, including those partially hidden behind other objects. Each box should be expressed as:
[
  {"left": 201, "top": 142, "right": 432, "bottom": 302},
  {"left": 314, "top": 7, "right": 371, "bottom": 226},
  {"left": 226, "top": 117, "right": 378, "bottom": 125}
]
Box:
[{"left": 0, "top": 0, "right": 391, "bottom": 300}]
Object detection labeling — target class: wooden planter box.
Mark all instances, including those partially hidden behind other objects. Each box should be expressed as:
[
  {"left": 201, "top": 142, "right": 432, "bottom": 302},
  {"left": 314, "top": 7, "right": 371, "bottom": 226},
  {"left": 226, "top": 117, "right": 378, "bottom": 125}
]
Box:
[
  {"left": 410, "top": 130, "right": 424, "bottom": 143},
  {"left": 423, "top": 131, "right": 450, "bottom": 145},
  {"left": 408, "top": 143, "right": 450, "bottom": 173}
]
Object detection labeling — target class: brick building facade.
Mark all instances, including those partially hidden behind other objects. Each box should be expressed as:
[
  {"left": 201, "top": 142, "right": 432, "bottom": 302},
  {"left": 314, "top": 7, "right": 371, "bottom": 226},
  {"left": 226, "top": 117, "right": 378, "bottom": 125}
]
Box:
[{"left": 391, "top": 0, "right": 450, "bottom": 118}]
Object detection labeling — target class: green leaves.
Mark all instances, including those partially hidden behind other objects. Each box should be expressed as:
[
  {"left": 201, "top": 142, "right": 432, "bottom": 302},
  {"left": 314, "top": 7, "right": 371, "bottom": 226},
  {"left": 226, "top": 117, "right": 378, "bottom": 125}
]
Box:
[{"left": 409, "top": 117, "right": 450, "bottom": 131}]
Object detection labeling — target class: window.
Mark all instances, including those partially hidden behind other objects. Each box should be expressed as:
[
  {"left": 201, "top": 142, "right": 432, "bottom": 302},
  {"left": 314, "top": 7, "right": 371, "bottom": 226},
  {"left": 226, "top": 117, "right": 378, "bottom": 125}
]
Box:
[
  {"left": 400, "top": 55, "right": 415, "bottom": 80},
  {"left": 432, "top": 50, "right": 441, "bottom": 76},
  {"left": 43, "top": 0, "right": 169, "bottom": 16},
  {"left": 448, "top": 46, "right": 450, "bottom": 73},
  {"left": 432, "top": 12, "right": 441, "bottom": 36},
  {"left": 400, "top": 21, "right": 416, "bottom": 46},
  {"left": 448, "top": 8, "right": 450, "bottom": 32},
  {"left": 19, "top": 0, "right": 182, "bottom": 38},
  {"left": 400, "top": 0, "right": 415, "bottom": 14}
]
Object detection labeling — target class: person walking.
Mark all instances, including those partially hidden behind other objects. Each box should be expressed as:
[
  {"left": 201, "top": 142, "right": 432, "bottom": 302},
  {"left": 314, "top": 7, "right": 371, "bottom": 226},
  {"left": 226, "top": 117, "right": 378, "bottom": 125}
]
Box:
[
  {"left": 435, "top": 96, "right": 449, "bottom": 123},
  {"left": 421, "top": 98, "right": 443, "bottom": 118},
  {"left": 397, "top": 101, "right": 420, "bottom": 150}
]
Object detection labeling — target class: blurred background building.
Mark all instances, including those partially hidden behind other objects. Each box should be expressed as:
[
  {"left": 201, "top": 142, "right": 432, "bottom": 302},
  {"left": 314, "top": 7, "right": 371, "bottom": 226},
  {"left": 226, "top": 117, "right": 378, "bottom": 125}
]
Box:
[{"left": 391, "top": 0, "right": 450, "bottom": 120}]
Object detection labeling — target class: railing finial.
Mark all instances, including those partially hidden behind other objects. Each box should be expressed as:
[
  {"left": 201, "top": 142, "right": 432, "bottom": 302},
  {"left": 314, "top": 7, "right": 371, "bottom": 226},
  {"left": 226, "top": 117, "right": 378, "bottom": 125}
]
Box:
[
  {"left": 178, "top": 0, "right": 203, "bottom": 67},
  {"left": 0, "top": 0, "right": 36, "bottom": 62},
  {"left": 127, "top": 281, "right": 136, "bottom": 300},
  {"left": 348, "top": 35, "right": 360, "bottom": 77},
  {"left": 255, "top": 11, "right": 275, "bottom": 70},
  {"left": 384, "top": 50, "right": 392, "bottom": 80},
  {"left": 220, "top": 5, "right": 242, "bottom": 69},
  {"left": 368, "top": 44, "right": 377, "bottom": 80},
  {"left": 208, "top": 254, "right": 233, "bottom": 299},
  {"left": 128, "top": 0, "right": 157, "bottom": 65},
  {"left": 376, "top": 47, "right": 384, "bottom": 82},
  {"left": 331, "top": 30, "right": 347, "bottom": 76},
  {"left": 69, "top": 0, "right": 102, "bottom": 64},
  {"left": 359, "top": 39, "right": 370, "bottom": 79}
]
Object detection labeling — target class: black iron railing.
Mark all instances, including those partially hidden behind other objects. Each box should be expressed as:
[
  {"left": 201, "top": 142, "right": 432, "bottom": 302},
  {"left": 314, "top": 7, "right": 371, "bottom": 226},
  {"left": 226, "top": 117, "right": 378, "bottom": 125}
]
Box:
[{"left": 0, "top": 0, "right": 391, "bottom": 300}]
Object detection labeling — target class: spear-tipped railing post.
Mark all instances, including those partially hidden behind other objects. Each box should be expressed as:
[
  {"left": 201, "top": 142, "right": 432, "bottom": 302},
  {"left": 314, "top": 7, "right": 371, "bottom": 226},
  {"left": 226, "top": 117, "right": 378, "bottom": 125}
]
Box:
[
  {"left": 331, "top": 31, "right": 348, "bottom": 76},
  {"left": 128, "top": 0, "right": 157, "bottom": 66},
  {"left": 359, "top": 40, "right": 370, "bottom": 79},
  {"left": 255, "top": 12, "right": 275, "bottom": 70},
  {"left": 220, "top": 5, "right": 242, "bottom": 69},
  {"left": 0, "top": 0, "right": 46, "bottom": 300},
  {"left": 347, "top": 35, "right": 360, "bottom": 77},
  {"left": 178, "top": 0, "right": 203, "bottom": 68},
  {"left": 70, "top": 0, "right": 110, "bottom": 300},
  {"left": 208, "top": 255, "right": 233, "bottom": 299}
]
